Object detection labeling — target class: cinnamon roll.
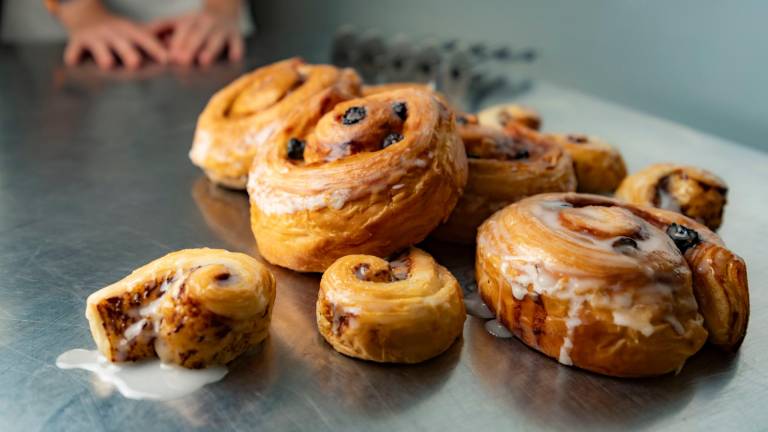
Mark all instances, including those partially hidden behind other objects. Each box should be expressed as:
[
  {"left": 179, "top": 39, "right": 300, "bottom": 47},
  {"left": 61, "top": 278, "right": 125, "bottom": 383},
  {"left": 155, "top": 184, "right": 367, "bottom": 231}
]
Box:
[
  {"left": 317, "top": 247, "right": 465, "bottom": 363},
  {"left": 434, "top": 119, "right": 576, "bottom": 243},
  {"left": 476, "top": 193, "right": 749, "bottom": 377},
  {"left": 248, "top": 88, "right": 468, "bottom": 272},
  {"left": 615, "top": 163, "right": 728, "bottom": 231},
  {"left": 477, "top": 103, "right": 542, "bottom": 131},
  {"left": 548, "top": 133, "right": 628, "bottom": 194},
  {"left": 190, "top": 57, "right": 361, "bottom": 189},
  {"left": 86, "top": 248, "right": 276, "bottom": 368}
]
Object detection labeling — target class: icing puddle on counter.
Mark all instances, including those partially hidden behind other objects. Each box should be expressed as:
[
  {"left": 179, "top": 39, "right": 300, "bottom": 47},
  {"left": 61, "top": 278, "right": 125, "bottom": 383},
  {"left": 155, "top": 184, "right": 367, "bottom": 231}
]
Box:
[{"left": 56, "top": 349, "right": 227, "bottom": 400}]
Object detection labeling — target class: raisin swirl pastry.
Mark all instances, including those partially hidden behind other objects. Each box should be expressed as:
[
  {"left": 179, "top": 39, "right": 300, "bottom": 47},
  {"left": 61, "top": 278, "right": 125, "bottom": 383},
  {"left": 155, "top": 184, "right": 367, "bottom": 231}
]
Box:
[
  {"left": 248, "top": 88, "right": 468, "bottom": 272},
  {"left": 86, "top": 248, "right": 276, "bottom": 368},
  {"left": 547, "top": 133, "right": 628, "bottom": 194},
  {"left": 476, "top": 193, "right": 748, "bottom": 377},
  {"left": 190, "top": 57, "right": 361, "bottom": 189},
  {"left": 615, "top": 163, "right": 728, "bottom": 231},
  {"left": 434, "top": 117, "right": 576, "bottom": 243},
  {"left": 317, "top": 247, "right": 466, "bottom": 363}
]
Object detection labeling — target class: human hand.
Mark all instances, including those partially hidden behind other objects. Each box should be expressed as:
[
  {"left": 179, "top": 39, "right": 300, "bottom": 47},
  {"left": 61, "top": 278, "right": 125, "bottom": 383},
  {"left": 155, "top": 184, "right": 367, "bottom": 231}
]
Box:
[
  {"left": 148, "top": 7, "right": 244, "bottom": 67},
  {"left": 59, "top": 1, "right": 167, "bottom": 70}
]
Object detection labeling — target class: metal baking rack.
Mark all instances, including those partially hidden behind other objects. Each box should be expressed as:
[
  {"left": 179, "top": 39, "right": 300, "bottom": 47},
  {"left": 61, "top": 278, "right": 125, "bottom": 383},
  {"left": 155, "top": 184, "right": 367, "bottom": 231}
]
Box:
[{"left": 330, "top": 26, "right": 538, "bottom": 111}]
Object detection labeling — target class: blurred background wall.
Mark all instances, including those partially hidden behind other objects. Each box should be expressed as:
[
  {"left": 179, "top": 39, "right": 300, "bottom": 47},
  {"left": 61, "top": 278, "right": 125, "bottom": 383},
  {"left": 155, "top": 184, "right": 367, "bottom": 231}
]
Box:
[{"left": 252, "top": 0, "right": 767, "bottom": 152}]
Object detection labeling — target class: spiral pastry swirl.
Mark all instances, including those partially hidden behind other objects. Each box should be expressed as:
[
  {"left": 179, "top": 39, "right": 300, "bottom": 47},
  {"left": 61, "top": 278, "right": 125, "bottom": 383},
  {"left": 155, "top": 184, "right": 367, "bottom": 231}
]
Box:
[
  {"left": 615, "top": 163, "right": 728, "bottom": 230},
  {"left": 190, "top": 57, "right": 362, "bottom": 189},
  {"left": 86, "top": 248, "right": 276, "bottom": 368},
  {"left": 547, "top": 133, "right": 628, "bottom": 194},
  {"left": 434, "top": 117, "right": 576, "bottom": 243},
  {"left": 248, "top": 88, "right": 468, "bottom": 272},
  {"left": 317, "top": 247, "right": 466, "bottom": 363},
  {"left": 476, "top": 193, "right": 748, "bottom": 377}
]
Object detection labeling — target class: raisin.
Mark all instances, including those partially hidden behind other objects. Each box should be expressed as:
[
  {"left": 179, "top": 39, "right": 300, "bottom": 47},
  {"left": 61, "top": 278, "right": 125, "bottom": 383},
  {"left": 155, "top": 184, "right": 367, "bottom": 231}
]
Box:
[
  {"left": 666, "top": 223, "right": 701, "bottom": 253},
  {"left": 392, "top": 102, "right": 407, "bottom": 120},
  {"left": 567, "top": 134, "right": 589, "bottom": 144},
  {"left": 287, "top": 138, "right": 305, "bottom": 160},
  {"left": 382, "top": 133, "right": 404, "bottom": 148},
  {"left": 612, "top": 237, "right": 638, "bottom": 252},
  {"left": 512, "top": 149, "right": 530, "bottom": 160},
  {"left": 342, "top": 106, "right": 366, "bottom": 125},
  {"left": 214, "top": 272, "right": 230, "bottom": 281}
]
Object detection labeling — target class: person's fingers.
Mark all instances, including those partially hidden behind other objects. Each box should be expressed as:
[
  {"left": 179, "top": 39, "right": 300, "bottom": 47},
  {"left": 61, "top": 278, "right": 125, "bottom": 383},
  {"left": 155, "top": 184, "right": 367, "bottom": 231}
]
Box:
[
  {"left": 228, "top": 33, "right": 244, "bottom": 62},
  {"left": 169, "top": 17, "right": 196, "bottom": 58},
  {"left": 198, "top": 31, "right": 226, "bottom": 66},
  {"left": 175, "top": 18, "right": 213, "bottom": 66},
  {"left": 145, "top": 18, "right": 176, "bottom": 36},
  {"left": 121, "top": 24, "right": 168, "bottom": 64},
  {"left": 63, "top": 39, "right": 85, "bottom": 66},
  {"left": 106, "top": 34, "right": 141, "bottom": 69},
  {"left": 85, "top": 37, "right": 115, "bottom": 70}
]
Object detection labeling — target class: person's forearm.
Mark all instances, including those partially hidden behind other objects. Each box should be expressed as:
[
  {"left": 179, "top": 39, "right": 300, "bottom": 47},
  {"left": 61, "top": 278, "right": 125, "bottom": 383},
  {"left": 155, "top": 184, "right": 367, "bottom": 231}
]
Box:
[{"left": 204, "top": 0, "right": 241, "bottom": 17}]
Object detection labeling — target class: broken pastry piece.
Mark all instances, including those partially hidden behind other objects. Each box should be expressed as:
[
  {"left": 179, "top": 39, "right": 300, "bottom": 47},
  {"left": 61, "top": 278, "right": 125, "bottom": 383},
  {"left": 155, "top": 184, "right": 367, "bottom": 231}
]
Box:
[
  {"left": 615, "top": 163, "right": 728, "bottom": 231},
  {"left": 317, "top": 248, "right": 465, "bottom": 363},
  {"left": 86, "top": 248, "right": 276, "bottom": 368}
]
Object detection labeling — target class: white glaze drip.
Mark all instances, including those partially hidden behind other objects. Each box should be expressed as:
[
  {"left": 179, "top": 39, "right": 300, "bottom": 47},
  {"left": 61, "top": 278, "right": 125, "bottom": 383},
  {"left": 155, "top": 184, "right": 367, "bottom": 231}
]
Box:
[
  {"left": 485, "top": 319, "right": 513, "bottom": 338},
  {"left": 463, "top": 292, "right": 495, "bottom": 319},
  {"left": 56, "top": 349, "right": 227, "bottom": 401}
]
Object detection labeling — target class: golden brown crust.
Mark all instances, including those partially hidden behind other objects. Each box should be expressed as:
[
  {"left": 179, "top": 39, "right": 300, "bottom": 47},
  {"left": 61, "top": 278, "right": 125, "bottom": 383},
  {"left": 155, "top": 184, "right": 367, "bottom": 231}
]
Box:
[
  {"left": 476, "top": 193, "right": 749, "bottom": 377},
  {"left": 248, "top": 88, "right": 468, "bottom": 272},
  {"left": 615, "top": 163, "right": 728, "bottom": 231},
  {"left": 477, "top": 103, "right": 542, "bottom": 131},
  {"left": 86, "top": 248, "right": 276, "bottom": 368},
  {"left": 548, "top": 133, "right": 628, "bottom": 194},
  {"left": 316, "top": 248, "right": 465, "bottom": 363},
  {"left": 190, "top": 58, "right": 362, "bottom": 189},
  {"left": 434, "top": 120, "right": 576, "bottom": 243}
]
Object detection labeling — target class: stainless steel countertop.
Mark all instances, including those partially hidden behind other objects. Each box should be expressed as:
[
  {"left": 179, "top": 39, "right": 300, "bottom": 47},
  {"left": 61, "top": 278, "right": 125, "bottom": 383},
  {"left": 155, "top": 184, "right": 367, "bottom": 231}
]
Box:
[{"left": 1, "top": 43, "right": 767, "bottom": 432}]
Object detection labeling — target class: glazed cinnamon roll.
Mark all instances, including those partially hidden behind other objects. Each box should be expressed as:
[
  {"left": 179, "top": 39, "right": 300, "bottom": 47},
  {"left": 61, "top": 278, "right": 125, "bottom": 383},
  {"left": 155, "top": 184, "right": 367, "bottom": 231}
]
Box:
[
  {"left": 248, "top": 88, "right": 468, "bottom": 272},
  {"left": 190, "top": 57, "right": 361, "bottom": 189},
  {"left": 317, "top": 248, "right": 465, "bottom": 363},
  {"left": 477, "top": 103, "right": 542, "bottom": 131},
  {"left": 434, "top": 119, "right": 576, "bottom": 243},
  {"left": 548, "top": 133, "right": 627, "bottom": 194},
  {"left": 86, "top": 248, "right": 276, "bottom": 368},
  {"left": 476, "top": 193, "right": 748, "bottom": 377},
  {"left": 615, "top": 163, "right": 728, "bottom": 231}
]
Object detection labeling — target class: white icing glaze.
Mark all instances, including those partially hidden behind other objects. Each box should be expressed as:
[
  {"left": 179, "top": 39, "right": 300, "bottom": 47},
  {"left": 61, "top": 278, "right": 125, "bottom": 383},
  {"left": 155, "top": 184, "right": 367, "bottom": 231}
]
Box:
[
  {"left": 482, "top": 198, "right": 699, "bottom": 366},
  {"left": 463, "top": 291, "right": 494, "bottom": 319},
  {"left": 485, "top": 319, "right": 513, "bottom": 338},
  {"left": 56, "top": 349, "right": 227, "bottom": 401}
]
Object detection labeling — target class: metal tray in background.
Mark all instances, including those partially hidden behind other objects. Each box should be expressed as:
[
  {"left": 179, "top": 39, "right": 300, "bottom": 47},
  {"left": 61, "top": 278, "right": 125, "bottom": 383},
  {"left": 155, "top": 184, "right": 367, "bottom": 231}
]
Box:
[{"left": 0, "top": 44, "right": 766, "bottom": 432}]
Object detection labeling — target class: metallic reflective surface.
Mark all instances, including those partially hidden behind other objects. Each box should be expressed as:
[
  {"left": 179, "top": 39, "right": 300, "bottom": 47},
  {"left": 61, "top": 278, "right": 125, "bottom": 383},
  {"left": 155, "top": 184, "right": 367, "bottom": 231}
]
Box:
[{"left": 1, "top": 43, "right": 767, "bottom": 431}]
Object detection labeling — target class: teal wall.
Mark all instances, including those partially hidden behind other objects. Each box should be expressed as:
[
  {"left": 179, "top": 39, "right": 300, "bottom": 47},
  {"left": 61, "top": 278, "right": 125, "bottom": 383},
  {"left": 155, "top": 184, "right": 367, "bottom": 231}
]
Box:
[{"left": 256, "top": 0, "right": 767, "bottom": 152}]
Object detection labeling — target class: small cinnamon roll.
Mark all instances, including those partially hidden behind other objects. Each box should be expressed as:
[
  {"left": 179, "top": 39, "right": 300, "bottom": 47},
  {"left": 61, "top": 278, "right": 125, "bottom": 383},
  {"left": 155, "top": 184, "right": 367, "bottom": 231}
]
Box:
[
  {"left": 476, "top": 193, "right": 748, "bottom": 377},
  {"left": 317, "top": 248, "right": 465, "bottom": 363},
  {"left": 548, "top": 133, "right": 628, "bottom": 194},
  {"left": 86, "top": 249, "right": 276, "bottom": 368},
  {"left": 477, "top": 103, "right": 542, "bottom": 131},
  {"left": 190, "top": 58, "right": 361, "bottom": 189},
  {"left": 434, "top": 118, "right": 576, "bottom": 243},
  {"left": 615, "top": 163, "right": 728, "bottom": 231},
  {"left": 248, "top": 88, "right": 468, "bottom": 272}
]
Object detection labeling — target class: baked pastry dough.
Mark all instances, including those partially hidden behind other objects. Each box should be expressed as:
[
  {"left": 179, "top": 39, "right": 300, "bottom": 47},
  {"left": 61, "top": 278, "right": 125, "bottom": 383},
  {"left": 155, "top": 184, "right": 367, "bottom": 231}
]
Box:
[
  {"left": 317, "top": 247, "right": 465, "bottom": 363},
  {"left": 476, "top": 193, "right": 748, "bottom": 377},
  {"left": 548, "top": 133, "right": 627, "bottom": 194},
  {"left": 248, "top": 88, "right": 468, "bottom": 272},
  {"left": 86, "top": 248, "right": 276, "bottom": 368},
  {"left": 615, "top": 163, "right": 727, "bottom": 230},
  {"left": 190, "top": 57, "right": 362, "bottom": 189},
  {"left": 477, "top": 103, "right": 542, "bottom": 131},
  {"left": 434, "top": 118, "right": 576, "bottom": 243}
]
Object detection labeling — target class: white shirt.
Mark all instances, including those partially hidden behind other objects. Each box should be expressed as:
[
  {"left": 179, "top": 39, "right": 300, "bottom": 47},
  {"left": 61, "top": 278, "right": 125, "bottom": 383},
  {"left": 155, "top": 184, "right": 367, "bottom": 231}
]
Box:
[{"left": 1, "top": 0, "right": 253, "bottom": 42}]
